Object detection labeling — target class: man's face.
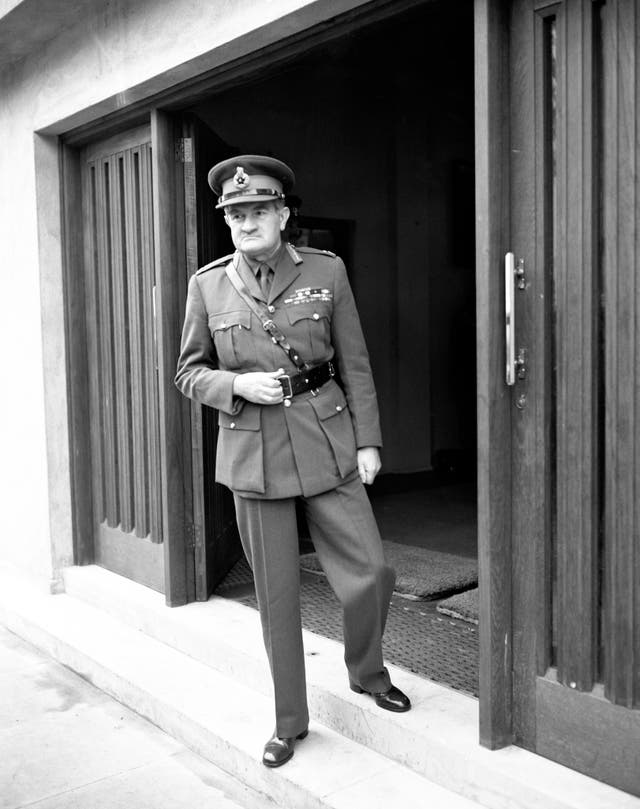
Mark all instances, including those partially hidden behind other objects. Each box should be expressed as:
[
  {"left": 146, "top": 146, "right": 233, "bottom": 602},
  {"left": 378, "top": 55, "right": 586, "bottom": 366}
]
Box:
[{"left": 224, "top": 201, "right": 290, "bottom": 260}]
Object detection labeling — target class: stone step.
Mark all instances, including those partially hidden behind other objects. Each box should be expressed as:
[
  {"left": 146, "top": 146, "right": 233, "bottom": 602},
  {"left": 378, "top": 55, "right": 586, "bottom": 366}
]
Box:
[
  {"left": 0, "top": 564, "right": 482, "bottom": 809},
  {"left": 59, "top": 564, "right": 639, "bottom": 809}
]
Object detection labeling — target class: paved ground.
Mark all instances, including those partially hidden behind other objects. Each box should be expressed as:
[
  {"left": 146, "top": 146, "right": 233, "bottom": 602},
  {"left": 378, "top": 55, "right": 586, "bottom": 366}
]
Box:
[{"left": 1, "top": 626, "right": 273, "bottom": 809}]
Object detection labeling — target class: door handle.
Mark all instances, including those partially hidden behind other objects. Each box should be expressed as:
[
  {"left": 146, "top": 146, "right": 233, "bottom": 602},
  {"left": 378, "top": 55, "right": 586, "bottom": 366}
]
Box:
[
  {"left": 505, "top": 253, "right": 526, "bottom": 386},
  {"left": 505, "top": 252, "right": 516, "bottom": 385}
]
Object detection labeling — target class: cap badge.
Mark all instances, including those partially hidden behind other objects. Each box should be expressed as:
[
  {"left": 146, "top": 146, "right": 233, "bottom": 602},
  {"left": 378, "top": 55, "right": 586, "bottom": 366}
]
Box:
[{"left": 233, "top": 167, "right": 250, "bottom": 189}]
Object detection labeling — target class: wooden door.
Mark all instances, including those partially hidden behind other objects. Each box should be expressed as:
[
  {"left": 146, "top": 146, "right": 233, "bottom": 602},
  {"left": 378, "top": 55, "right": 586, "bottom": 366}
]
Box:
[
  {"left": 81, "top": 126, "right": 164, "bottom": 591},
  {"left": 79, "top": 119, "right": 196, "bottom": 605},
  {"left": 179, "top": 114, "right": 243, "bottom": 599},
  {"left": 508, "top": 0, "right": 640, "bottom": 794}
]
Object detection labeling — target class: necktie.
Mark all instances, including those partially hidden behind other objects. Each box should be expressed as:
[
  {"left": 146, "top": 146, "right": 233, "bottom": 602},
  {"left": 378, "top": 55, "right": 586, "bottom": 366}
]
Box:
[{"left": 257, "top": 264, "right": 272, "bottom": 299}]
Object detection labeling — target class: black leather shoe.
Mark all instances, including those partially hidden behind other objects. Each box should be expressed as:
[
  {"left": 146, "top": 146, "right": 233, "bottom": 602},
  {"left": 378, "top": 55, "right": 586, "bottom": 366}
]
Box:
[
  {"left": 350, "top": 683, "right": 411, "bottom": 712},
  {"left": 262, "top": 729, "right": 309, "bottom": 768}
]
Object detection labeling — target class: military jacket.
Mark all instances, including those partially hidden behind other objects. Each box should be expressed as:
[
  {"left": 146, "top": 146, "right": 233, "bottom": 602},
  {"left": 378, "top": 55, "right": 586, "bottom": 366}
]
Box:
[{"left": 175, "top": 243, "right": 382, "bottom": 498}]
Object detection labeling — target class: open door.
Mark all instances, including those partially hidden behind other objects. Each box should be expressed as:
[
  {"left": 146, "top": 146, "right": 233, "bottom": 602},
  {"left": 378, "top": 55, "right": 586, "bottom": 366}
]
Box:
[
  {"left": 80, "top": 127, "right": 165, "bottom": 592},
  {"left": 78, "top": 116, "right": 199, "bottom": 606},
  {"left": 507, "top": 0, "right": 640, "bottom": 794},
  {"left": 180, "top": 114, "right": 243, "bottom": 599}
]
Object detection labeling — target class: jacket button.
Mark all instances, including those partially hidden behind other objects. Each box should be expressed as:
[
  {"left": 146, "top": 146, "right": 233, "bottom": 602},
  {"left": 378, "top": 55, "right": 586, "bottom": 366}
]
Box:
[
  {"left": 336, "top": 405, "right": 342, "bottom": 412},
  {"left": 284, "top": 399, "right": 292, "bottom": 408},
  {"left": 220, "top": 322, "right": 227, "bottom": 329},
  {"left": 313, "top": 313, "right": 320, "bottom": 320},
  {"left": 268, "top": 305, "right": 275, "bottom": 313},
  {"left": 230, "top": 422, "right": 236, "bottom": 429}
]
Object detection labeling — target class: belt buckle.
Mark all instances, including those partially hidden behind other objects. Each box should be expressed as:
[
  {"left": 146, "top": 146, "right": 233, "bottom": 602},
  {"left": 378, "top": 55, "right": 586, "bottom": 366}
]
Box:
[{"left": 278, "top": 374, "right": 293, "bottom": 399}]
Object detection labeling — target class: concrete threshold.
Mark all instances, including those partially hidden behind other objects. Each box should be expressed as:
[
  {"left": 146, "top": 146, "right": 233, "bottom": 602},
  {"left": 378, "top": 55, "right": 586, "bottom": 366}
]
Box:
[{"left": 1, "top": 563, "right": 638, "bottom": 809}]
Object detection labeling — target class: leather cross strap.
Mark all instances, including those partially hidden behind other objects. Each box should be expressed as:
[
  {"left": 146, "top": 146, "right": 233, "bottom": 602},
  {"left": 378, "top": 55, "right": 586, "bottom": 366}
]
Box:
[{"left": 225, "top": 256, "right": 309, "bottom": 371}]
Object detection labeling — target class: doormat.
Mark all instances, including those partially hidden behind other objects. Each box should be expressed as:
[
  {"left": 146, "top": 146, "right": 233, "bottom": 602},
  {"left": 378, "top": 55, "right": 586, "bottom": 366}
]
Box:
[
  {"left": 437, "top": 587, "right": 479, "bottom": 625},
  {"left": 216, "top": 556, "right": 479, "bottom": 696},
  {"left": 231, "top": 573, "right": 478, "bottom": 697},
  {"left": 300, "top": 540, "right": 477, "bottom": 600}
]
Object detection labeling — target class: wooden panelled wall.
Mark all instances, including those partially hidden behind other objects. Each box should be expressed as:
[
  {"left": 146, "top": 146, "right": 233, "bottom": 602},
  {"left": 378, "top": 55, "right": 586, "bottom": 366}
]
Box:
[
  {"left": 602, "top": 0, "right": 639, "bottom": 709},
  {"left": 537, "top": 0, "right": 640, "bottom": 730},
  {"left": 553, "top": 0, "right": 599, "bottom": 695},
  {"left": 83, "top": 141, "right": 162, "bottom": 544},
  {"left": 548, "top": 0, "right": 639, "bottom": 709}
]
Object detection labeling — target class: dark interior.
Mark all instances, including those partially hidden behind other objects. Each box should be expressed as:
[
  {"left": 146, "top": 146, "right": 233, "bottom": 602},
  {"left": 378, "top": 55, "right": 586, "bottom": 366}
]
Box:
[{"left": 191, "top": 0, "right": 477, "bottom": 563}]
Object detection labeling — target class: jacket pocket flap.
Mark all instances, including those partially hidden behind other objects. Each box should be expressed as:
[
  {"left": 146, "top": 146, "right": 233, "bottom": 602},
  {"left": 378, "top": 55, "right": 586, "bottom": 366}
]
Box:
[
  {"left": 219, "top": 404, "right": 261, "bottom": 431},
  {"left": 209, "top": 310, "right": 252, "bottom": 332},
  {"left": 309, "top": 387, "right": 348, "bottom": 421},
  {"left": 286, "top": 303, "right": 331, "bottom": 325}
]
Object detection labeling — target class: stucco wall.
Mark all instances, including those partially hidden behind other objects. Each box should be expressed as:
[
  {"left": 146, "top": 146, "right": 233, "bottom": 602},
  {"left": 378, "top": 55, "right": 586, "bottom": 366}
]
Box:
[
  {"left": 0, "top": 0, "right": 370, "bottom": 585},
  {"left": 0, "top": 89, "right": 50, "bottom": 586}
]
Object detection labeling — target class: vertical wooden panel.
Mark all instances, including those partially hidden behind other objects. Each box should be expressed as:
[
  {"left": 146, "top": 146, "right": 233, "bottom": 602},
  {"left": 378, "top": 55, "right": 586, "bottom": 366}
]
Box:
[
  {"left": 554, "top": 0, "right": 598, "bottom": 691},
  {"left": 151, "top": 109, "right": 195, "bottom": 605},
  {"left": 123, "top": 149, "right": 148, "bottom": 538},
  {"left": 475, "top": 0, "right": 513, "bottom": 749},
  {"left": 139, "top": 144, "right": 162, "bottom": 544},
  {"left": 180, "top": 127, "right": 206, "bottom": 596},
  {"left": 510, "top": 0, "right": 544, "bottom": 748},
  {"left": 96, "top": 160, "right": 119, "bottom": 527},
  {"left": 63, "top": 143, "right": 95, "bottom": 565},
  {"left": 528, "top": 5, "right": 561, "bottom": 680},
  {"left": 83, "top": 164, "right": 105, "bottom": 527},
  {"left": 79, "top": 127, "right": 164, "bottom": 592},
  {"left": 110, "top": 154, "right": 134, "bottom": 534},
  {"left": 603, "top": 0, "right": 640, "bottom": 708}
]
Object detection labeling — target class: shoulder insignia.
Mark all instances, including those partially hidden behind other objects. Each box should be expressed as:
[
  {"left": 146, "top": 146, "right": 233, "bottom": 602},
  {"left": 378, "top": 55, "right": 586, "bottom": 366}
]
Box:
[
  {"left": 293, "top": 245, "right": 337, "bottom": 258},
  {"left": 196, "top": 253, "right": 234, "bottom": 275}
]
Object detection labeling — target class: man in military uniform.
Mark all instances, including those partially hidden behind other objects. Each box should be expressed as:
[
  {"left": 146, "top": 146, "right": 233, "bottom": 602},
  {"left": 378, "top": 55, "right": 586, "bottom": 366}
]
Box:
[{"left": 175, "top": 155, "right": 410, "bottom": 768}]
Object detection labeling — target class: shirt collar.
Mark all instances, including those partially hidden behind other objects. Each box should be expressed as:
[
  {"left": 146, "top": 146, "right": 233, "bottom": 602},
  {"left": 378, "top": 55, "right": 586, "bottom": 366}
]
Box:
[{"left": 243, "top": 242, "right": 285, "bottom": 276}]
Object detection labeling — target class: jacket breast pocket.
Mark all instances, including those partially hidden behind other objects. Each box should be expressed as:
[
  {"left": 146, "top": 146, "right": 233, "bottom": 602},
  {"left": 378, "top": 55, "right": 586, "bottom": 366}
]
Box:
[
  {"left": 285, "top": 303, "right": 331, "bottom": 362},
  {"left": 309, "top": 384, "right": 357, "bottom": 479},
  {"left": 208, "top": 310, "right": 255, "bottom": 370}
]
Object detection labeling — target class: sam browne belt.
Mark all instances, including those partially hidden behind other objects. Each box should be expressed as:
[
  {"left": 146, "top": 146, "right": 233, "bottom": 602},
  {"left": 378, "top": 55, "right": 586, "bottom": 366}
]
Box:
[{"left": 278, "top": 361, "right": 335, "bottom": 399}]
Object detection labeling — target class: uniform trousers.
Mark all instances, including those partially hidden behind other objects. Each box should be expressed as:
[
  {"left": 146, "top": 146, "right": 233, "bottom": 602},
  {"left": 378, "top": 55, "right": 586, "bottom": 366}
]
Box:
[{"left": 233, "top": 474, "right": 395, "bottom": 738}]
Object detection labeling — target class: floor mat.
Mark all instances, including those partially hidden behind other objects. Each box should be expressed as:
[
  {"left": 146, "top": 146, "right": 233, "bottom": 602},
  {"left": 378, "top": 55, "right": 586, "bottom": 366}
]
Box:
[
  {"left": 217, "top": 557, "right": 478, "bottom": 697},
  {"left": 437, "top": 587, "right": 479, "bottom": 625},
  {"left": 300, "top": 540, "right": 478, "bottom": 600}
]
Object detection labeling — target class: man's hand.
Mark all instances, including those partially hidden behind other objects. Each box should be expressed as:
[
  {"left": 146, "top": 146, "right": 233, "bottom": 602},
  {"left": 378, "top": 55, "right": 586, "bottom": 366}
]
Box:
[
  {"left": 233, "top": 369, "right": 285, "bottom": 405},
  {"left": 357, "top": 446, "right": 381, "bottom": 485}
]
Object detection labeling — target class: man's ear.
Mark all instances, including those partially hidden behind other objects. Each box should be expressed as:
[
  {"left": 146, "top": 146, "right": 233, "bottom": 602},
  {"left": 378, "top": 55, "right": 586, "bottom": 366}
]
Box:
[{"left": 279, "top": 206, "right": 291, "bottom": 231}]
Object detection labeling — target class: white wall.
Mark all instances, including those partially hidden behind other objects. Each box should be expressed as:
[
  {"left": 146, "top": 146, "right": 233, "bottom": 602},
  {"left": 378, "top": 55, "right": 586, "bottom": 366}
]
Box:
[
  {"left": 0, "top": 78, "right": 50, "bottom": 585},
  {"left": 0, "top": 0, "right": 370, "bottom": 586}
]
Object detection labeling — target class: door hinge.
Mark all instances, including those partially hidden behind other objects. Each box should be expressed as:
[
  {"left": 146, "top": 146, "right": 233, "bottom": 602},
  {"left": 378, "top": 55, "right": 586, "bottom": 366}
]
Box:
[
  {"left": 175, "top": 137, "right": 193, "bottom": 163},
  {"left": 185, "top": 522, "right": 198, "bottom": 550}
]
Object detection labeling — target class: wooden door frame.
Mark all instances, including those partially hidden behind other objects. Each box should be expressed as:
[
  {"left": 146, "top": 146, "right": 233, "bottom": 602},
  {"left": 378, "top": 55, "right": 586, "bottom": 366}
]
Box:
[
  {"left": 56, "top": 116, "right": 196, "bottom": 606},
  {"left": 151, "top": 109, "right": 197, "bottom": 605},
  {"left": 474, "top": 0, "right": 513, "bottom": 749},
  {"left": 48, "top": 0, "right": 513, "bottom": 747}
]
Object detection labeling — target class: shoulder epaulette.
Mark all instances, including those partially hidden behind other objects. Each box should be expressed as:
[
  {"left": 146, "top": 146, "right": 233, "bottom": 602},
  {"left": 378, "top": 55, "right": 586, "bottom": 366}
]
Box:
[
  {"left": 196, "top": 253, "right": 234, "bottom": 275},
  {"left": 294, "top": 245, "right": 337, "bottom": 258}
]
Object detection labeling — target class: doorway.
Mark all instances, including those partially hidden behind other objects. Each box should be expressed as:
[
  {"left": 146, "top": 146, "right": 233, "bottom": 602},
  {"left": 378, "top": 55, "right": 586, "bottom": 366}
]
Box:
[{"left": 185, "top": 0, "right": 479, "bottom": 696}]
